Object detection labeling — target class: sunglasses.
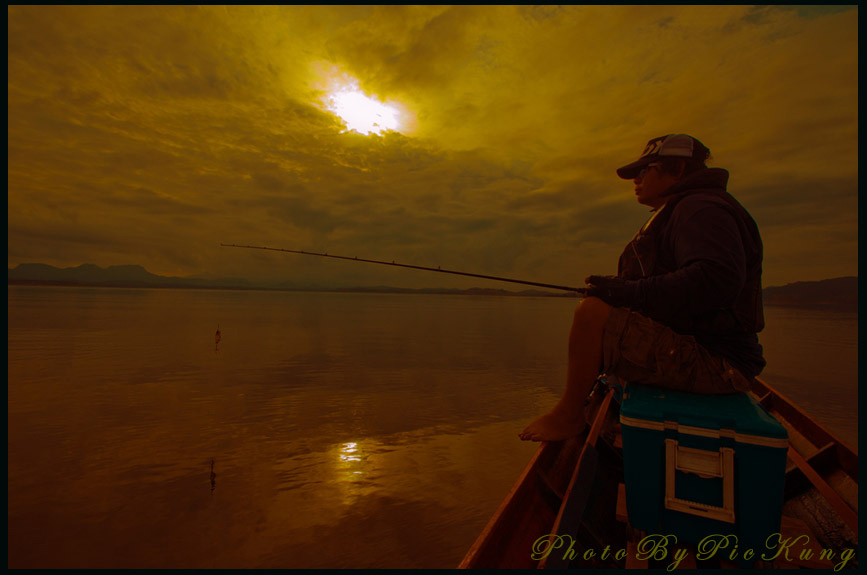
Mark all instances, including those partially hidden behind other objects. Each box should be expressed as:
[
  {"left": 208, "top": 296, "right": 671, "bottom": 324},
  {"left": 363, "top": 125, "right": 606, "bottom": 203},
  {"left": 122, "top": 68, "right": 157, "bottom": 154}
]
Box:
[{"left": 636, "top": 163, "right": 663, "bottom": 179}]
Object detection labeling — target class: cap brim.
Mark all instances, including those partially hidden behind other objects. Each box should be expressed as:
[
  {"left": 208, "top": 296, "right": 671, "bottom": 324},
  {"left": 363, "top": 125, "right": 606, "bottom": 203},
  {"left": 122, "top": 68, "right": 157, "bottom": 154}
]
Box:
[{"left": 616, "top": 157, "right": 653, "bottom": 180}]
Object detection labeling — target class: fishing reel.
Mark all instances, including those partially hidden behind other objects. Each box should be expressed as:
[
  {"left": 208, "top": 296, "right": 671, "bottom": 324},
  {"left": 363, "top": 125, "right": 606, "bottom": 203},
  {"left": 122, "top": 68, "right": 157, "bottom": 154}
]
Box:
[{"left": 585, "top": 373, "right": 625, "bottom": 405}]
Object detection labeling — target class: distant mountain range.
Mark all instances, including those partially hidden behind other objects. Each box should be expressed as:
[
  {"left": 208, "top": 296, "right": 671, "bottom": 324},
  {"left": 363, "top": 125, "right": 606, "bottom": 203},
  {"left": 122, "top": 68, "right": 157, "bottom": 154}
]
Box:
[
  {"left": 7, "top": 263, "right": 858, "bottom": 307},
  {"left": 761, "top": 276, "right": 857, "bottom": 310},
  {"left": 7, "top": 263, "right": 253, "bottom": 290},
  {"left": 5, "top": 263, "right": 573, "bottom": 297}
]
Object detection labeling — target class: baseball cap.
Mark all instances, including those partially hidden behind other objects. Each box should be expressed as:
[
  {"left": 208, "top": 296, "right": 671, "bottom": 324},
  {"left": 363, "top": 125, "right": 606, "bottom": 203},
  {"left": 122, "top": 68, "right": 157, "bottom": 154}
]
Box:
[{"left": 616, "top": 134, "right": 710, "bottom": 179}]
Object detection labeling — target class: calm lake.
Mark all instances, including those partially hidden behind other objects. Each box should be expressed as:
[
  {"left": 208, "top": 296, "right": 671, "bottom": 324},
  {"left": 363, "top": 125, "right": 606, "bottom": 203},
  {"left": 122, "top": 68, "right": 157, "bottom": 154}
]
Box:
[{"left": 7, "top": 286, "right": 858, "bottom": 568}]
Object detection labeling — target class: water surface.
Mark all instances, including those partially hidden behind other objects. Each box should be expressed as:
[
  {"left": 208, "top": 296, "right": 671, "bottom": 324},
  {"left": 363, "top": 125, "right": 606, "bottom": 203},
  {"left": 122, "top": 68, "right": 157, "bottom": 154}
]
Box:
[{"left": 7, "top": 286, "right": 857, "bottom": 568}]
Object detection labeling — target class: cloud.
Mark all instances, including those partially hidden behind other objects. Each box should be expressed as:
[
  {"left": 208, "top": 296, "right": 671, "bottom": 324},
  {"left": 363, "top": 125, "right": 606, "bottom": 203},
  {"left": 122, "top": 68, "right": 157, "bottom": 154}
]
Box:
[{"left": 7, "top": 5, "right": 858, "bottom": 286}]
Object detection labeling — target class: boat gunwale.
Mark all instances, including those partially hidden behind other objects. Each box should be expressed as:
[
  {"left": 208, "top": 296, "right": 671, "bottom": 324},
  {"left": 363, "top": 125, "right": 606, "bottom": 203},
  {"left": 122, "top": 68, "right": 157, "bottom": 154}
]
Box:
[{"left": 459, "top": 377, "right": 858, "bottom": 569}]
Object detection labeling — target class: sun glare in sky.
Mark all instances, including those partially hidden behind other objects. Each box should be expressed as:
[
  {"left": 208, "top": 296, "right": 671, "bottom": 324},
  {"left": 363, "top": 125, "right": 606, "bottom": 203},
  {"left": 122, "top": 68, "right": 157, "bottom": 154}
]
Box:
[
  {"left": 313, "top": 62, "right": 406, "bottom": 136},
  {"left": 326, "top": 88, "right": 400, "bottom": 135}
]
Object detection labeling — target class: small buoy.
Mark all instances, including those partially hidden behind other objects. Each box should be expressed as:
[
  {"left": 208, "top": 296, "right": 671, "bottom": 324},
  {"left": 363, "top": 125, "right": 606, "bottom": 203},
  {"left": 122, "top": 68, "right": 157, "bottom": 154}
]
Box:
[{"left": 215, "top": 325, "right": 221, "bottom": 347}]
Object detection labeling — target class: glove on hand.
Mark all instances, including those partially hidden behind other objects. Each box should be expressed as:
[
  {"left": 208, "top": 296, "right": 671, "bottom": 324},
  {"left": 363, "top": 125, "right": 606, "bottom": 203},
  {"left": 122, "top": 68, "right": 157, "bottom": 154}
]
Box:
[{"left": 584, "top": 275, "right": 639, "bottom": 309}]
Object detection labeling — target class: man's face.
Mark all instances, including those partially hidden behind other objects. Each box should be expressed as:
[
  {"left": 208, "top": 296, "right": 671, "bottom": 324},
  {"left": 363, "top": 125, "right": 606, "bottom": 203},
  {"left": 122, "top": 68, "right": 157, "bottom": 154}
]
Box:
[{"left": 633, "top": 162, "right": 680, "bottom": 209}]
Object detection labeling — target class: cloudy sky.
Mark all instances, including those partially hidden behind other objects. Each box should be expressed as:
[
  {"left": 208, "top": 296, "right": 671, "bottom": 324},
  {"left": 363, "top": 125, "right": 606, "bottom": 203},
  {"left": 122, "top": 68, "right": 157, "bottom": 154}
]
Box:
[{"left": 8, "top": 5, "right": 858, "bottom": 290}]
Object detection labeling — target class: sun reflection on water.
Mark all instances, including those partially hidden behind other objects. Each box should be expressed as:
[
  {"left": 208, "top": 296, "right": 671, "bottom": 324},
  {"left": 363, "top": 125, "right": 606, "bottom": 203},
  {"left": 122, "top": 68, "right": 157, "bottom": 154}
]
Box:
[
  {"left": 334, "top": 441, "right": 372, "bottom": 495},
  {"left": 339, "top": 442, "right": 361, "bottom": 463}
]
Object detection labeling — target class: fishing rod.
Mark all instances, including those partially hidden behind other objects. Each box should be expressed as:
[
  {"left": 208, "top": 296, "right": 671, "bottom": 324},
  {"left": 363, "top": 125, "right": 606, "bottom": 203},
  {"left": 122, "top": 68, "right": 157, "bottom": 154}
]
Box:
[{"left": 221, "top": 243, "right": 587, "bottom": 294}]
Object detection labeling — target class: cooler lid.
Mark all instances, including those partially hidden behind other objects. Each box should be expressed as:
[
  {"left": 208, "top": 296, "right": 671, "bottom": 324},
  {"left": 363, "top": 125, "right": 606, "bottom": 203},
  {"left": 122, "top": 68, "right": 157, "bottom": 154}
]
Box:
[{"left": 620, "top": 384, "right": 788, "bottom": 440}]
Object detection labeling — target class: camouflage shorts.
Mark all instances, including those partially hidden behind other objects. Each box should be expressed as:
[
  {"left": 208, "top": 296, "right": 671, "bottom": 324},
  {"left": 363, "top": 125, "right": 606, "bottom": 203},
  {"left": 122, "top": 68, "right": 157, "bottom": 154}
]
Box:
[{"left": 601, "top": 306, "right": 752, "bottom": 394}]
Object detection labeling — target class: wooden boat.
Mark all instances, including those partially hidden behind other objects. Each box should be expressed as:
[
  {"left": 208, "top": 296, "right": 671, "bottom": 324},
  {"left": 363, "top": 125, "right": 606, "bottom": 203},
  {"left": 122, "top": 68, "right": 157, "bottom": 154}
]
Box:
[{"left": 459, "top": 377, "right": 858, "bottom": 570}]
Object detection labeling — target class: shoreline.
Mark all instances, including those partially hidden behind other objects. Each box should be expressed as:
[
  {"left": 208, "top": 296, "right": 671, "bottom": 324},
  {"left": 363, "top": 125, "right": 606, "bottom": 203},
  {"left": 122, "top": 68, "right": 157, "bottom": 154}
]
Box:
[
  {"left": 10, "top": 280, "right": 858, "bottom": 310},
  {"left": 7, "top": 279, "right": 576, "bottom": 298}
]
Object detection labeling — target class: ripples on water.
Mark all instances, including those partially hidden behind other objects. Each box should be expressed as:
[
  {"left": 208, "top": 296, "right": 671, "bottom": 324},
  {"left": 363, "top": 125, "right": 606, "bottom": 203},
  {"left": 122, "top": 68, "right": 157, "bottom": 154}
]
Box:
[
  {"left": 7, "top": 287, "right": 858, "bottom": 568},
  {"left": 757, "top": 305, "right": 858, "bottom": 450}
]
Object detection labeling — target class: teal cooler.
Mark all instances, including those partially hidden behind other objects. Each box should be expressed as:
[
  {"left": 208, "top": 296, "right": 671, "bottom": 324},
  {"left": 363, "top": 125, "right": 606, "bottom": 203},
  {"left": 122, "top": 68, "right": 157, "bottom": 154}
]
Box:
[{"left": 620, "top": 384, "right": 789, "bottom": 554}]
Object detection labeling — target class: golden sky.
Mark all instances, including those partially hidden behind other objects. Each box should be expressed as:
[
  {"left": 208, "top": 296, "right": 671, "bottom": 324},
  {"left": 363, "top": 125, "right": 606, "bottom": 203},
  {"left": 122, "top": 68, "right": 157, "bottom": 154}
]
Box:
[{"left": 8, "top": 5, "right": 858, "bottom": 289}]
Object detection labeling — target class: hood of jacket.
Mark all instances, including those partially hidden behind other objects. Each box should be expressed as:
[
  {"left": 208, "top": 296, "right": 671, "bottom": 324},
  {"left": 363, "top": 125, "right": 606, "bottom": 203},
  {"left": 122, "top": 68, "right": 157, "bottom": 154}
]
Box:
[{"left": 661, "top": 167, "right": 730, "bottom": 199}]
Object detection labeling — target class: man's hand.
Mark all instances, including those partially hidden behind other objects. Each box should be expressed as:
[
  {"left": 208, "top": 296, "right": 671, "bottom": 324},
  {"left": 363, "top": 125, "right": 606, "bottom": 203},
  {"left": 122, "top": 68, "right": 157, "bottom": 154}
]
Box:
[{"left": 584, "top": 275, "right": 638, "bottom": 308}]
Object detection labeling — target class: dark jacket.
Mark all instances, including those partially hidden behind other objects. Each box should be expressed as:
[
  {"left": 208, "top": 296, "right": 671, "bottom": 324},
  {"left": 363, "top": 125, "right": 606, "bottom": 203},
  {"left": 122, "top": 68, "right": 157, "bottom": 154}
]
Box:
[{"left": 617, "top": 167, "right": 766, "bottom": 378}]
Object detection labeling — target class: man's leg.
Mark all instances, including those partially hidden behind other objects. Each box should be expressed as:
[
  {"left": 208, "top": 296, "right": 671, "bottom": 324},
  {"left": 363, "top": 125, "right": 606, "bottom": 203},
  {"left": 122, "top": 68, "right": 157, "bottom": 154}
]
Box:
[{"left": 519, "top": 296, "right": 611, "bottom": 442}]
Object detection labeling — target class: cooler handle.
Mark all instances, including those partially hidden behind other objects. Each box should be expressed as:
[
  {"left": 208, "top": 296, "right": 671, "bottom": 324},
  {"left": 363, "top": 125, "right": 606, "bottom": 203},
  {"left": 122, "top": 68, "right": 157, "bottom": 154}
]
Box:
[{"left": 664, "top": 439, "right": 735, "bottom": 523}]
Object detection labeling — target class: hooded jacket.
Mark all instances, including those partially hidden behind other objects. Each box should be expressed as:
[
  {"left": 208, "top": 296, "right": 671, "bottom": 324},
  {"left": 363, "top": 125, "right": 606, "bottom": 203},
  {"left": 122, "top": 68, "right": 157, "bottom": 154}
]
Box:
[{"left": 616, "top": 167, "right": 766, "bottom": 378}]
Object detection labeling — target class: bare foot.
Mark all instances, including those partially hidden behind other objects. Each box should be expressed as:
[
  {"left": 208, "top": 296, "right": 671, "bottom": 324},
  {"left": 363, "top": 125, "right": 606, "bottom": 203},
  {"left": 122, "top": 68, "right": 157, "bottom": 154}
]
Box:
[{"left": 518, "top": 409, "right": 587, "bottom": 442}]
